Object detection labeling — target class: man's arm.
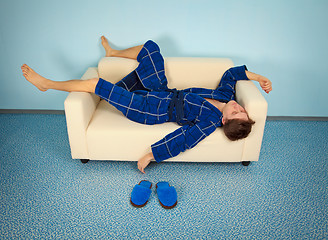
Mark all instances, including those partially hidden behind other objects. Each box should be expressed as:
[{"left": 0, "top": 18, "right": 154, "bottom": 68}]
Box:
[
  {"left": 138, "top": 117, "right": 219, "bottom": 173},
  {"left": 245, "top": 70, "right": 272, "bottom": 94}
]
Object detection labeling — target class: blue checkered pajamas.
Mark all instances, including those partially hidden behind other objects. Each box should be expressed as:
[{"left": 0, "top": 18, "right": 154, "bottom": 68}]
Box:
[{"left": 95, "top": 40, "right": 249, "bottom": 162}]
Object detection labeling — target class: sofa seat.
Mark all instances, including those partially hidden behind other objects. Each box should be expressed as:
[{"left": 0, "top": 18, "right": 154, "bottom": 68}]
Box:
[{"left": 86, "top": 99, "right": 244, "bottom": 162}]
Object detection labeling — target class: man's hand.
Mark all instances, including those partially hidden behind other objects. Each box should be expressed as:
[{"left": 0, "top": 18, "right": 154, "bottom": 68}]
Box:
[
  {"left": 258, "top": 76, "right": 272, "bottom": 94},
  {"left": 138, "top": 152, "right": 154, "bottom": 174}
]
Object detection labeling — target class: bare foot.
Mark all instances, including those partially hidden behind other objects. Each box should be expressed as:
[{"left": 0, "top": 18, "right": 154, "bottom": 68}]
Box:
[
  {"left": 21, "top": 64, "right": 51, "bottom": 92},
  {"left": 101, "top": 36, "right": 115, "bottom": 57}
]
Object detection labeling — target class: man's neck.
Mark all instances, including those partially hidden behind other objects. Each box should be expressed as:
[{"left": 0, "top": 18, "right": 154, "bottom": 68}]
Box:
[{"left": 204, "top": 98, "right": 226, "bottom": 111}]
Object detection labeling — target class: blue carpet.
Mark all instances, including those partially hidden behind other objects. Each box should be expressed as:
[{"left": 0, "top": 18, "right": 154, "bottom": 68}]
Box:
[{"left": 0, "top": 114, "right": 327, "bottom": 239}]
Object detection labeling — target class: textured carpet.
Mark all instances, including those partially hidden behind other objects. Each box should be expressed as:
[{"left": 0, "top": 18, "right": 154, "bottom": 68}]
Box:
[{"left": 0, "top": 114, "right": 327, "bottom": 239}]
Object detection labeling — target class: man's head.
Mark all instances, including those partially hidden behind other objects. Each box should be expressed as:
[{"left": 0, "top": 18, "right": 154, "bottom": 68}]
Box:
[{"left": 221, "top": 100, "right": 255, "bottom": 141}]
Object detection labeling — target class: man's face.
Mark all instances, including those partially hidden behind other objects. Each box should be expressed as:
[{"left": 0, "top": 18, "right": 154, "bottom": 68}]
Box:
[{"left": 222, "top": 100, "right": 249, "bottom": 124}]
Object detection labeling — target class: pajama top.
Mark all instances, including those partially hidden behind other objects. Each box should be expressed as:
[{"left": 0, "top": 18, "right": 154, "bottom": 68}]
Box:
[{"left": 95, "top": 40, "right": 250, "bottom": 162}]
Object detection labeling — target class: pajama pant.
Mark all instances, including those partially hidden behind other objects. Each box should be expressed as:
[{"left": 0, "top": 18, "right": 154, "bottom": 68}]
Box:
[{"left": 95, "top": 41, "right": 173, "bottom": 125}]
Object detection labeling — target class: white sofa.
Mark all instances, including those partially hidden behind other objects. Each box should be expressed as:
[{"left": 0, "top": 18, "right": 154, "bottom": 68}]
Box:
[{"left": 64, "top": 57, "right": 268, "bottom": 165}]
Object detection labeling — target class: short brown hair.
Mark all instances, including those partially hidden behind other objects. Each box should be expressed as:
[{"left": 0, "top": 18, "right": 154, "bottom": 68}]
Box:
[{"left": 222, "top": 118, "right": 255, "bottom": 141}]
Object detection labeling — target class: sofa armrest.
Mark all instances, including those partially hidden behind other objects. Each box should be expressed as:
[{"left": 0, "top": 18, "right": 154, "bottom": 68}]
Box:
[
  {"left": 64, "top": 67, "right": 100, "bottom": 159},
  {"left": 236, "top": 81, "right": 268, "bottom": 162}
]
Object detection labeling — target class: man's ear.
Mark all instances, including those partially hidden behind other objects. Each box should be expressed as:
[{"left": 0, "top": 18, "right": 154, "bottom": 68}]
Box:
[{"left": 222, "top": 117, "right": 226, "bottom": 125}]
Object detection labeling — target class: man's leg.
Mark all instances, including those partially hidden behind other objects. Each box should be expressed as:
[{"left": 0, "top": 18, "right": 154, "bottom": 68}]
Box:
[
  {"left": 101, "top": 36, "right": 143, "bottom": 60},
  {"left": 101, "top": 36, "right": 166, "bottom": 93},
  {"left": 134, "top": 40, "right": 168, "bottom": 91},
  {"left": 101, "top": 37, "right": 169, "bottom": 92},
  {"left": 21, "top": 64, "right": 98, "bottom": 93}
]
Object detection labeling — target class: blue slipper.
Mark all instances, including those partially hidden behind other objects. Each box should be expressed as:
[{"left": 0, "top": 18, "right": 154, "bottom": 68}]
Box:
[
  {"left": 156, "top": 182, "right": 178, "bottom": 209},
  {"left": 130, "top": 180, "right": 152, "bottom": 208}
]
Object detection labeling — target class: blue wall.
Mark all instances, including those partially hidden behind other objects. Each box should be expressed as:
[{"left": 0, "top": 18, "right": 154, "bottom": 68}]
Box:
[{"left": 1, "top": 0, "right": 327, "bottom": 116}]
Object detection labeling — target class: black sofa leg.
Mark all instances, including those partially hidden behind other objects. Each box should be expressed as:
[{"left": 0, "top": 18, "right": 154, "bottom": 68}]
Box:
[
  {"left": 242, "top": 161, "right": 250, "bottom": 166},
  {"left": 80, "top": 159, "right": 89, "bottom": 164}
]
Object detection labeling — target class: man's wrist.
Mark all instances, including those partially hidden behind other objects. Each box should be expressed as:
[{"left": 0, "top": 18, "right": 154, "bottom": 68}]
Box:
[{"left": 147, "top": 152, "right": 154, "bottom": 160}]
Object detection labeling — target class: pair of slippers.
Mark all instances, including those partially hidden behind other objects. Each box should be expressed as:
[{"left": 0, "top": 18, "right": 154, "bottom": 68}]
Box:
[{"left": 130, "top": 180, "right": 177, "bottom": 209}]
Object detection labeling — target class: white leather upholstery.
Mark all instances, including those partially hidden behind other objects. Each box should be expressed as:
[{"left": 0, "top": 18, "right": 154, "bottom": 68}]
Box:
[{"left": 65, "top": 57, "right": 268, "bottom": 162}]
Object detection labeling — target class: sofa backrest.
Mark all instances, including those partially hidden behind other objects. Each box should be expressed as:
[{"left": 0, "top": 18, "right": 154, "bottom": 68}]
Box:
[{"left": 98, "top": 57, "right": 234, "bottom": 90}]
